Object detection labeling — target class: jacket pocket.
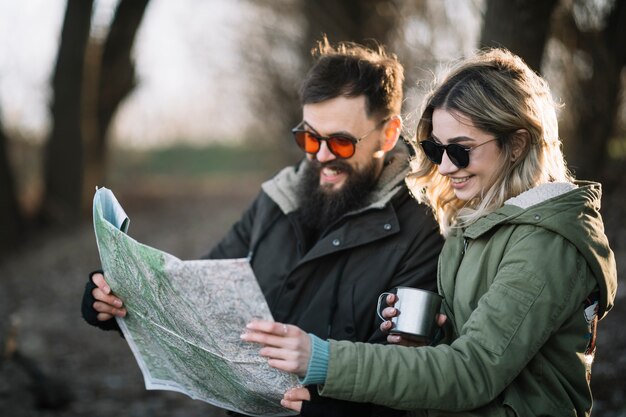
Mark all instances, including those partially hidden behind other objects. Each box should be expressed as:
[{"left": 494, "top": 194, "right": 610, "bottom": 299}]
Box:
[{"left": 464, "top": 265, "right": 545, "bottom": 355}]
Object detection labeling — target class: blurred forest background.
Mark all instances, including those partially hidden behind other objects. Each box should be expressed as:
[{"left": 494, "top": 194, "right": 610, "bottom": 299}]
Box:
[{"left": 0, "top": 0, "right": 624, "bottom": 416}]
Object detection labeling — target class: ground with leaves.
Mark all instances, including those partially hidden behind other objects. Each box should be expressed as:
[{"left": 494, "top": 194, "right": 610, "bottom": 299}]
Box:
[{"left": 0, "top": 176, "right": 624, "bottom": 417}]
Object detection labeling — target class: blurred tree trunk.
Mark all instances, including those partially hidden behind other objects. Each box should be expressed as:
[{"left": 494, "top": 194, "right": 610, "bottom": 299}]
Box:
[
  {"left": 481, "top": 0, "right": 626, "bottom": 180},
  {"left": 83, "top": 0, "right": 150, "bottom": 210},
  {"left": 0, "top": 116, "right": 22, "bottom": 255},
  {"left": 239, "top": 0, "right": 305, "bottom": 164},
  {"left": 303, "top": 0, "right": 399, "bottom": 52},
  {"left": 552, "top": 1, "right": 626, "bottom": 179},
  {"left": 480, "top": 0, "right": 559, "bottom": 72},
  {"left": 41, "top": 0, "right": 94, "bottom": 226}
]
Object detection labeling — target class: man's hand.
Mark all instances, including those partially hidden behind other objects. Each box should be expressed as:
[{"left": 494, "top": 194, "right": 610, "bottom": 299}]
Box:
[
  {"left": 281, "top": 387, "right": 310, "bottom": 412},
  {"left": 379, "top": 293, "right": 447, "bottom": 346},
  {"left": 91, "top": 273, "right": 126, "bottom": 321},
  {"left": 240, "top": 320, "right": 311, "bottom": 377}
]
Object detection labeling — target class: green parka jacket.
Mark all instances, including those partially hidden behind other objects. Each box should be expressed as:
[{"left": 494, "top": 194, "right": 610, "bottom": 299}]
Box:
[{"left": 319, "top": 181, "right": 618, "bottom": 417}]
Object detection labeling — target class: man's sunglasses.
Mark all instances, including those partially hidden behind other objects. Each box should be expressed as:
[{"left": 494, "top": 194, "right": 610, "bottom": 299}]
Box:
[
  {"left": 419, "top": 138, "right": 499, "bottom": 169},
  {"left": 292, "top": 120, "right": 385, "bottom": 159}
]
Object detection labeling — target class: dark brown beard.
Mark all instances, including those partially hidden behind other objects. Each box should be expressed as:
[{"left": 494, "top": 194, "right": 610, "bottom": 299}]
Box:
[{"left": 296, "top": 158, "right": 379, "bottom": 232}]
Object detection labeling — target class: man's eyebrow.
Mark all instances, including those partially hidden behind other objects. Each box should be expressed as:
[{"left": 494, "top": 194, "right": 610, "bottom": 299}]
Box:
[{"left": 302, "top": 121, "right": 355, "bottom": 137}]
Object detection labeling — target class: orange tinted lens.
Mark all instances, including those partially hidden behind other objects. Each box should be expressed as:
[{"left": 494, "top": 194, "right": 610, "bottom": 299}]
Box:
[
  {"left": 328, "top": 136, "right": 355, "bottom": 158},
  {"left": 295, "top": 131, "right": 320, "bottom": 154},
  {"left": 303, "top": 132, "right": 321, "bottom": 153}
]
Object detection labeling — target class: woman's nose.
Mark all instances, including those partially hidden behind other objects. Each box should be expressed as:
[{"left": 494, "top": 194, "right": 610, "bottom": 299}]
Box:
[{"left": 437, "top": 151, "right": 458, "bottom": 176}]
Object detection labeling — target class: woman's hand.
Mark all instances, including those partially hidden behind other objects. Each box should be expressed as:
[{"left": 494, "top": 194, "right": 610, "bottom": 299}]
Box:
[
  {"left": 241, "top": 320, "right": 311, "bottom": 377},
  {"left": 379, "top": 293, "right": 447, "bottom": 346}
]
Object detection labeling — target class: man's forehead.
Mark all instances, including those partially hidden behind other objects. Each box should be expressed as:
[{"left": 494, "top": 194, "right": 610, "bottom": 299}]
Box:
[{"left": 302, "top": 96, "right": 372, "bottom": 133}]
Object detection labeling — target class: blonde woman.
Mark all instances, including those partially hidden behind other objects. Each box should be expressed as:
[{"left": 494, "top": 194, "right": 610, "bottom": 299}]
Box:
[{"left": 242, "top": 48, "right": 617, "bottom": 416}]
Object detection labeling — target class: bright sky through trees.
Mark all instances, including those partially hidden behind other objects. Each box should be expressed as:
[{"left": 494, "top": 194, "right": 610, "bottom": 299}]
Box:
[{"left": 0, "top": 0, "right": 253, "bottom": 148}]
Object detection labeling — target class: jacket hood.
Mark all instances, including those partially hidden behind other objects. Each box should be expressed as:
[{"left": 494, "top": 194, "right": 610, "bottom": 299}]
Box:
[
  {"left": 261, "top": 140, "right": 411, "bottom": 215},
  {"left": 464, "top": 181, "right": 617, "bottom": 319}
]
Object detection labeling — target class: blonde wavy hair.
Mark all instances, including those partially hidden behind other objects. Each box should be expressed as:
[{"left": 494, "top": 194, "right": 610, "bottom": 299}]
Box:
[{"left": 406, "top": 48, "right": 573, "bottom": 236}]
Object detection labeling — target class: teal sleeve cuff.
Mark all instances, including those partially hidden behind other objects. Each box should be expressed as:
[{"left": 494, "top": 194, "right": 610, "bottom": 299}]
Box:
[{"left": 298, "top": 333, "right": 329, "bottom": 386}]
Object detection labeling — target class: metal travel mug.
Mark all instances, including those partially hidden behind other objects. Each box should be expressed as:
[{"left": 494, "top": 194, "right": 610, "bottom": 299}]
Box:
[{"left": 377, "top": 286, "right": 442, "bottom": 343}]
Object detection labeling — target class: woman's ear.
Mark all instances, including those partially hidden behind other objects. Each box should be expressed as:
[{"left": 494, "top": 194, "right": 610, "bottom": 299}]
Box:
[
  {"left": 510, "top": 129, "right": 530, "bottom": 162},
  {"left": 381, "top": 115, "right": 402, "bottom": 152}
]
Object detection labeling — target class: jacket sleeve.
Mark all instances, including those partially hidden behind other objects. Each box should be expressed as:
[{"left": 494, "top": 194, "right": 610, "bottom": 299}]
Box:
[
  {"left": 202, "top": 191, "right": 263, "bottom": 260},
  {"left": 319, "top": 228, "right": 592, "bottom": 412}
]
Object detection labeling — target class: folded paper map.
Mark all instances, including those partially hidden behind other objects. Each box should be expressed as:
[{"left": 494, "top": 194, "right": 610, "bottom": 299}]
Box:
[{"left": 93, "top": 187, "right": 298, "bottom": 416}]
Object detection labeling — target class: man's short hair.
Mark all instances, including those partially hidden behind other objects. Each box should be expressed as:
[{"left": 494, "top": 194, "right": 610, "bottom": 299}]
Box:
[{"left": 300, "top": 36, "right": 404, "bottom": 120}]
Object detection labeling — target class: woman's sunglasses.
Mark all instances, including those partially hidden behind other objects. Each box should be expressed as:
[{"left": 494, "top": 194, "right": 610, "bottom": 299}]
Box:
[
  {"left": 292, "top": 120, "right": 385, "bottom": 159},
  {"left": 419, "top": 138, "right": 499, "bottom": 169}
]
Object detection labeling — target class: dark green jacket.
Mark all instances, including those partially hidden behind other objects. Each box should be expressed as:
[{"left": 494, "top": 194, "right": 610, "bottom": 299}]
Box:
[{"left": 320, "top": 181, "right": 617, "bottom": 417}]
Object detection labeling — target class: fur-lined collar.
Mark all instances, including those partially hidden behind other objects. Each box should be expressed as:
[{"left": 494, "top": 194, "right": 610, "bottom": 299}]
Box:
[{"left": 504, "top": 182, "right": 578, "bottom": 209}]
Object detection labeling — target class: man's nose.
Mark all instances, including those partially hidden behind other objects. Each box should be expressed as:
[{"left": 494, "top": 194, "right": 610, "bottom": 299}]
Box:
[
  {"left": 315, "top": 140, "right": 336, "bottom": 163},
  {"left": 437, "top": 151, "right": 458, "bottom": 176}
]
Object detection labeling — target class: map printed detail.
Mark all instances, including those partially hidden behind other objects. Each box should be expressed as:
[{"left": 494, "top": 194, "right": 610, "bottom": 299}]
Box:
[{"left": 93, "top": 187, "right": 298, "bottom": 416}]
